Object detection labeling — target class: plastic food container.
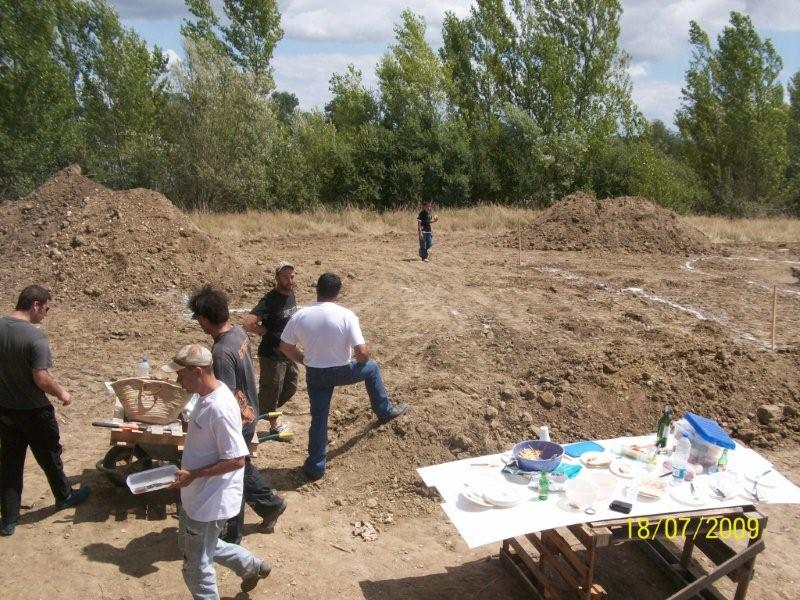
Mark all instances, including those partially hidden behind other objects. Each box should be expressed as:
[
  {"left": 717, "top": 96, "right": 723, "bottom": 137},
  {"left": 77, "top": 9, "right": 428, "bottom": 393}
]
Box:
[
  {"left": 674, "top": 413, "right": 735, "bottom": 467},
  {"left": 126, "top": 464, "right": 179, "bottom": 494}
]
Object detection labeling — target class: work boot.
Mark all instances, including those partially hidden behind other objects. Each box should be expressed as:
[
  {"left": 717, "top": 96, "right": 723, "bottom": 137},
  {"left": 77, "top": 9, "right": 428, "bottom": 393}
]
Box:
[
  {"left": 57, "top": 486, "right": 91, "bottom": 510},
  {"left": 241, "top": 559, "right": 272, "bottom": 592},
  {"left": 379, "top": 403, "right": 409, "bottom": 425},
  {"left": 260, "top": 498, "right": 287, "bottom": 534},
  {"left": 1, "top": 521, "right": 15, "bottom": 536}
]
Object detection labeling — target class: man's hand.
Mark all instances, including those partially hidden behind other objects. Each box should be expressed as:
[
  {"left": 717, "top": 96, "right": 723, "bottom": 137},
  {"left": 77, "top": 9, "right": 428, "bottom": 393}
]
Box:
[
  {"left": 58, "top": 391, "right": 72, "bottom": 407},
  {"left": 169, "top": 469, "right": 195, "bottom": 489},
  {"left": 354, "top": 343, "right": 370, "bottom": 365}
]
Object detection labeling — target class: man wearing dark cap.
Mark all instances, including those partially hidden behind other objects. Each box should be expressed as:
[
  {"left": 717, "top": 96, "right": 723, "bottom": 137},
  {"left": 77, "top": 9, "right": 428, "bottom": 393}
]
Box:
[
  {"left": 0, "top": 285, "right": 90, "bottom": 537},
  {"left": 280, "top": 272, "right": 408, "bottom": 481},
  {"left": 244, "top": 261, "right": 298, "bottom": 436},
  {"left": 163, "top": 344, "right": 272, "bottom": 596}
]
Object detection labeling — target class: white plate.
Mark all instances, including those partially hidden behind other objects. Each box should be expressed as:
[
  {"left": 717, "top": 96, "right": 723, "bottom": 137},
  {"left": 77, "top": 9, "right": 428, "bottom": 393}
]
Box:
[
  {"left": 609, "top": 458, "right": 637, "bottom": 479},
  {"left": 744, "top": 469, "right": 780, "bottom": 488},
  {"left": 670, "top": 484, "right": 707, "bottom": 506},
  {"left": 483, "top": 486, "right": 531, "bottom": 508},
  {"left": 461, "top": 485, "right": 493, "bottom": 507},
  {"left": 638, "top": 477, "right": 668, "bottom": 499},
  {"left": 580, "top": 451, "right": 614, "bottom": 468}
]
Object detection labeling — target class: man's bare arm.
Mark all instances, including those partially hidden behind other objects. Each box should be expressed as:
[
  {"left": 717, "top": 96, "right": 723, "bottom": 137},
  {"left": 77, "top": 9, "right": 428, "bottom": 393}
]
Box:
[
  {"left": 279, "top": 340, "right": 305, "bottom": 364},
  {"left": 170, "top": 456, "right": 246, "bottom": 489},
  {"left": 243, "top": 314, "right": 267, "bottom": 336},
  {"left": 32, "top": 369, "right": 71, "bottom": 406},
  {"left": 353, "top": 343, "right": 370, "bottom": 365}
]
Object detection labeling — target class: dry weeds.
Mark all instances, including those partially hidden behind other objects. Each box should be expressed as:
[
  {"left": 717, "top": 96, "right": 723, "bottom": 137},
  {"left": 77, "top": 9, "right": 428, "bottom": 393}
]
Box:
[{"left": 189, "top": 206, "right": 800, "bottom": 244}]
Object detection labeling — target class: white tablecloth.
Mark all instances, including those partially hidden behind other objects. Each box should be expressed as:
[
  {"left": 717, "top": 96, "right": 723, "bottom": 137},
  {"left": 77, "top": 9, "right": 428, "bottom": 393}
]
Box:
[{"left": 417, "top": 435, "right": 800, "bottom": 549}]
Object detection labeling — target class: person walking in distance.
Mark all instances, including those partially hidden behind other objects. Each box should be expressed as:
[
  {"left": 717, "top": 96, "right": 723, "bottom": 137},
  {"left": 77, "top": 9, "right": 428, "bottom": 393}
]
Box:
[
  {"left": 164, "top": 344, "right": 272, "bottom": 597},
  {"left": 417, "top": 200, "right": 438, "bottom": 262},
  {"left": 280, "top": 272, "right": 409, "bottom": 481},
  {"left": 0, "top": 285, "right": 90, "bottom": 537},
  {"left": 188, "top": 286, "right": 287, "bottom": 543},
  {"left": 243, "top": 261, "right": 298, "bottom": 436}
]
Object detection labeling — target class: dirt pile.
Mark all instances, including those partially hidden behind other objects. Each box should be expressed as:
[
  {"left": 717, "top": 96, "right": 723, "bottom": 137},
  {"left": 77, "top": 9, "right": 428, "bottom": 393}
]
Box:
[
  {"left": 514, "top": 193, "right": 711, "bottom": 254},
  {"left": 0, "top": 166, "right": 258, "bottom": 308}
]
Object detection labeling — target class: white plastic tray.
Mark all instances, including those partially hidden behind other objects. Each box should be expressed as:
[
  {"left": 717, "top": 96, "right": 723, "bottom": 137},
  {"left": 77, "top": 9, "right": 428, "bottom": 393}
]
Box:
[{"left": 126, "top": 464, "right": 179, "bottom": 494}]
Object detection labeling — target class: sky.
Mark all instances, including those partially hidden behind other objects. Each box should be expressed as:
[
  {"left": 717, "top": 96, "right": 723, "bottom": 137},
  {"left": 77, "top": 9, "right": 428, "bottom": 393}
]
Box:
[{"left": 110, "top": 0, "right": 800, "bottom": 126}]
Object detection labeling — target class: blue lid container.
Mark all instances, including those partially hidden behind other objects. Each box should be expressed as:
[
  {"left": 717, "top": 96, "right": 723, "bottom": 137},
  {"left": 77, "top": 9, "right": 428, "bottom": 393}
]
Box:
[{"left": 685, "top": 412, "right": 736, "bottom": 450}]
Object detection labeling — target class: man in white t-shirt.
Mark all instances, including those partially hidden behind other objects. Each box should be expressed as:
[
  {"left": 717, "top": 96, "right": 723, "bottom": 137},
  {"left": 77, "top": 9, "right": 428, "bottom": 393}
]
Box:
[
  {"left": 280, "top": 272, "right": 408, "bottom": 480},
  {"left": 163, "top": 344, "right": 271, "bottom": 598}
]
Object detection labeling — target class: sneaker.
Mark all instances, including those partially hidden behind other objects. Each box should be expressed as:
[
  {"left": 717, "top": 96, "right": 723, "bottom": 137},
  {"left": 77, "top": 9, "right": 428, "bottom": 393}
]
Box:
[
  {"left": 260, "top": 498, "right": 287, "bottom": 534},
  {"left": 378, "top": 403, "right": 409, "bottom": 425},
  {"left": 268, "top": 421, "right": 291, "bottom": 436},
  {"left": 57, "top": 486, "right": 91, "bottom": 510},
  {"left": 1, "top": 522, "right": 15, "bottom": 536},
  {"left": 241, "top": 559, "right": 272, "bottom": 592}
]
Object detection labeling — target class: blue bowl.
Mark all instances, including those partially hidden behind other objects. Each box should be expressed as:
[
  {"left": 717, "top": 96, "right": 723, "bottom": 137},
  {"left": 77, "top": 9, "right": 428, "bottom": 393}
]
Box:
[{"left": 512, "top": 440, "right": 564, "bottom": 472}]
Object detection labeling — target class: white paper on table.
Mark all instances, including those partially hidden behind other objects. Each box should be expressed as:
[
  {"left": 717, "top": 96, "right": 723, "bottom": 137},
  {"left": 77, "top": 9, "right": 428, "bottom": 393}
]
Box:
[{"left": 417, "top": 435, "right": 800, "bottom": 549}]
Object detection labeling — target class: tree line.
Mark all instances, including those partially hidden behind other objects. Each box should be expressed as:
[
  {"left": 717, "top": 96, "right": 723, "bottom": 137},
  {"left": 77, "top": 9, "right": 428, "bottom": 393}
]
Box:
[{"left": 2, "top": 0, "right": 799, "bottom": 216}]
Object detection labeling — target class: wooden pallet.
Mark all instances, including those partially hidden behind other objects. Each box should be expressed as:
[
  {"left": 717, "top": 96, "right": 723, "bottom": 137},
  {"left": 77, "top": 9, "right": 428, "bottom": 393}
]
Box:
[{"left": 500, "top": 505, "right": 766, "bottom": 600}]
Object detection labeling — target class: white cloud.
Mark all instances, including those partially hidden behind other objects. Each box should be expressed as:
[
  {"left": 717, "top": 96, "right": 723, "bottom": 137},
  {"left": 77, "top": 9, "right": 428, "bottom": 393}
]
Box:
[
  {"left": 110, "top": 0, "right": 189, "bottom": 20},
  {"left": 744, "top": 0, "right": 800, "bottom": 31},
  {"left": 163, "top": 49, "right": 182, "bottom": 69},
  {"left": 631, "top": 78, "right": 685, "bottom": 125},
  {"left": 272, "top": 52, "right": 382, "bottom": 109},
  {"left": 277, "top": 0, "right": 472, "bottom": 45}
]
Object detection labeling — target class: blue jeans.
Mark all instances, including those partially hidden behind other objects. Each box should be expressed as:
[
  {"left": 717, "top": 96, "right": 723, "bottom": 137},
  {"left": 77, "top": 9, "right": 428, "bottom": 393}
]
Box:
[
  {"left": 178, "top": 508, "right": 262, "bottom": 599},
  {"left": 419, "top": 231, "right": 433, "bottom": 259},
  {"left": 304, "top": 360, "right": 394, "bottom": 477}
]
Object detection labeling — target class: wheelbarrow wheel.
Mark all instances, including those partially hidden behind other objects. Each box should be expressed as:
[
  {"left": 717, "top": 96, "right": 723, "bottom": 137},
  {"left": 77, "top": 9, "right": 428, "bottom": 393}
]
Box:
[{"left": 96, "top": 445, "right": 152, "bottom": 487}]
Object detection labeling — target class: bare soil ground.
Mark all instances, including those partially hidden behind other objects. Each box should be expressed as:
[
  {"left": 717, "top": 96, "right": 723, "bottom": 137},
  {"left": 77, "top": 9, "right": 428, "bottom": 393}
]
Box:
[{"left": 1, "top": 171, "right": 799, "bottom": 599}]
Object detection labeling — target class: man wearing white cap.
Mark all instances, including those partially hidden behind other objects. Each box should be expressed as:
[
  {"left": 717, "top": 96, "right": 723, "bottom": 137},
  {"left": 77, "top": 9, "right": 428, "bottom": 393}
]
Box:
[
  {"left": 244, "top": 261, "right": 298, "bottom": 435},
  {"left": 163, "top": 344, "right": 271, "bottom": 598}
]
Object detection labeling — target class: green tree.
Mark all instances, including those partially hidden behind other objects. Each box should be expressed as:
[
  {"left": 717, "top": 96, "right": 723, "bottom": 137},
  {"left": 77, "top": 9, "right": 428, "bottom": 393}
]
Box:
[
  {"left": 162, "top": 39, "right": 279, "bottom": 210},
  {"left": 181, "top": 0, "right": 283, "bottom": 95},
  {"left": 271, "top": 90, "right": 299, "bottom": 124},
  {"left": 325, "top": 65, "right": 379, "bottom": 129},
  {"left": 79, "top": 3, "right": 168, "bottom": 188},
  {"left": 0, "top": 0, "right": 80, "bottom": 195},
  {"left": 676, "top": 12, "right": 788, "bottom": 214}
]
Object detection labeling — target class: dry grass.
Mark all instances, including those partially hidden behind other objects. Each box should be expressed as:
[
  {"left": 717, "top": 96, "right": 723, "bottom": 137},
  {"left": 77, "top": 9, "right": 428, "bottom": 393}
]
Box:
[
  {"left": 190, "top": 206, "right": 800, "bottom": 244},
  {"left": 685, "top": 216, "right": 800, "bottom": 243},
  {"left": 190, "top": 205, "right": 539, "bottom": 243}
]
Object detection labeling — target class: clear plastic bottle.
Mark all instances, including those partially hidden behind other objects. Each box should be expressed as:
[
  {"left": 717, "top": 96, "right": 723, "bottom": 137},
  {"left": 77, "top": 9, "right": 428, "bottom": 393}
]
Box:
[
  {"left": 137, "top": 356, "right": 150, "bottom": 379},
  {"left": 672, "top": 432, "right": 691, "bottom": 483}
]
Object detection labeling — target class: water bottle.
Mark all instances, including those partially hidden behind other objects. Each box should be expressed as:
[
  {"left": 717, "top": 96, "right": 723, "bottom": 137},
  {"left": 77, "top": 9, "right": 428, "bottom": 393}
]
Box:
[
  {"left": 137, "top": 356, "right": 150, "bottom": 379},
  {"left": 672, "top": 432, "right": 691, "bottom": 483},
  {"left": 538, "top": 425, "right": 550, "bottom": 442}
]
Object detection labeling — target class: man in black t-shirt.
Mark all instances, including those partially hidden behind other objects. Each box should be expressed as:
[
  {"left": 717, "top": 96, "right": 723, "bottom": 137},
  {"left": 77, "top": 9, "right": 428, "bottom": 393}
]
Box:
[
  {"left": 244, "top": 261, "right": 298, "bottom": 435},
  {"left": 0, "top": 285, "right": 90, "bottom": 536},
  {"left": 417, "top": 200, "right": 438, "bottom": 261}
]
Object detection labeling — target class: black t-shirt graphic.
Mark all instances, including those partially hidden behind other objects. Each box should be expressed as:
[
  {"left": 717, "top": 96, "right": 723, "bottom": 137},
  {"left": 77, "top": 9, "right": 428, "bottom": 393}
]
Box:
[
  {"left": 418, "top": 210, "right": 432, "bottom": 232},
  {"left": 249, "top": 290, "right": 297, "bottom": 361}
]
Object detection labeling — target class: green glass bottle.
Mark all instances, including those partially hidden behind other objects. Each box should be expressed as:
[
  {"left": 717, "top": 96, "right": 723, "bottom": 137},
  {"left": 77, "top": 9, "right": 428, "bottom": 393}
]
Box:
[
  {"left": 717, "top": 448, "right": 728, "bottom": 472},
  {"left": 538, "top": 471, "right": 549, "bottom": 501},
  {"left": 656, "top": 404, "right": 672, "bottom": 450}
]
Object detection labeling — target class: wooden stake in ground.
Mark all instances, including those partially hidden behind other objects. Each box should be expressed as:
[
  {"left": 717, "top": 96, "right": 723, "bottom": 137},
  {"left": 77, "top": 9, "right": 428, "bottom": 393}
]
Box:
[
  {"left": 517, "top": 222, "right": 522, "bottom": 266},
  {"left": 771, "top": 284, "right": 778, "bottom": 351}
]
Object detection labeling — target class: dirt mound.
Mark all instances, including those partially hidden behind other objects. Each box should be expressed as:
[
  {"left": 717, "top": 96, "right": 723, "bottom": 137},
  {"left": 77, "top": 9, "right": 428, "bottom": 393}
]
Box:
[
  {"left": 515, "top": 193, "right": 711, "bottom": 254},
  {"left": 0, "top": 166, "right": 257, "bottom": 308}
]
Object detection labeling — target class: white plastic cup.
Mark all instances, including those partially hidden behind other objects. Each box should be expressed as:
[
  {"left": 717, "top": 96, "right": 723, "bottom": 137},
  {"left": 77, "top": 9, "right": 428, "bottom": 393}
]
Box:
[{"left": 539, "top": 425, "right": 550, "bottom": 442}]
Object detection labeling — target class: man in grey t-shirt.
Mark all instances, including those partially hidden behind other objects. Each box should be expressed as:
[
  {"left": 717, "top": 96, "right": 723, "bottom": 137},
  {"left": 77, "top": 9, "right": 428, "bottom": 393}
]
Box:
[
  {"left": 188, "top": 285, "right": 287, "bottom": 543},
  {"left": 0, "top": 285, "right": 90, "bottom": 536}
]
